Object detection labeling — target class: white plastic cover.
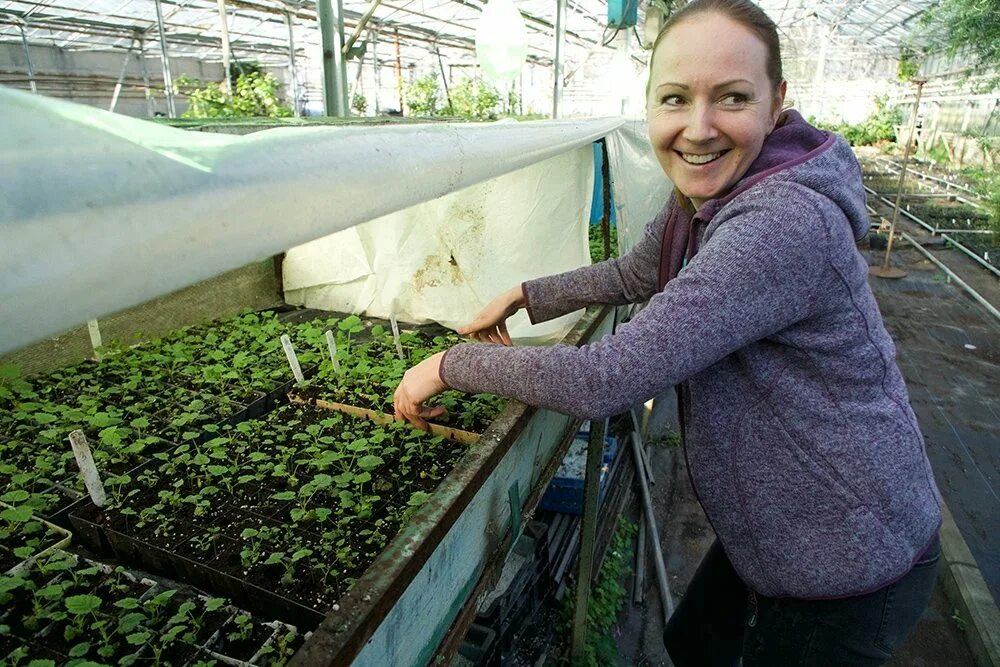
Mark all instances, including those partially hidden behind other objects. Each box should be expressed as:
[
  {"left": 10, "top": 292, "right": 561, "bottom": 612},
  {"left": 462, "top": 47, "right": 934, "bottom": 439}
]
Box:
[
  {"left": 0, "top": 86, "right": 624, "bottom": 354},
  {"left": 606, "top": 119, "right": 673, "bottom": 254},
  {"left": 283, "top": 146, "right": 594, "bottom": 342}
]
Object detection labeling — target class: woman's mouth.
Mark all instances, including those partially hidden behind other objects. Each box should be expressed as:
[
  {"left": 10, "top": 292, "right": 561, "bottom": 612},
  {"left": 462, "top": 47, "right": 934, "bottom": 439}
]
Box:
[{"left": 676, "top": 149, "right": 730, "bottom": 165}]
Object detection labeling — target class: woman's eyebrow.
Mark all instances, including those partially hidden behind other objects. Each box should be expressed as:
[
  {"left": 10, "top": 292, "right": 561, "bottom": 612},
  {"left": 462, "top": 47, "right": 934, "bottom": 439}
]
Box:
[{"left": 654, "top": 78, "right": 755, "bottom": 92}]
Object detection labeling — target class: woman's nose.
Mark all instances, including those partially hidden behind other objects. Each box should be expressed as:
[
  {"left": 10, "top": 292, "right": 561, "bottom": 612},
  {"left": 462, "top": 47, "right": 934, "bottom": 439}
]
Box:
[{"left": 682, "top": 104, "right": 719, "bottom": 143}]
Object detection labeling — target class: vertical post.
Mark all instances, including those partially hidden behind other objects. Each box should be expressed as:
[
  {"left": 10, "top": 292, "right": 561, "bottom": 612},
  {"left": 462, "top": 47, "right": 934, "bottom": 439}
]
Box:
[
  {"left": 436, "top": 45, "right": 452, "bottom": 113},
  {"left": 217, "top": 0, "right": 233, "bottom": 96},
  {"left": 552, "top": 0, "right": 566, "bottom": 118},
  {"left": 18, "top": 24, "right": 37, "bottom": 94},
  {"left": 394, "top": 28, "right": 404, "bottom": 113},
  {"left": 317, "top": 0, "right": 348, "bottom": 116},
  {"left": 871, "top": 78, "right": 926, "bottom": 280},
  {"left": 619, "top": 30, "right": 630, "bottom": 116},
  {"left": 153, "top": 0, "right": 176, "bottom": 118},
  {"left": 286, "top": 11, "right": 300, "bottom": 115},
  {"left": 138, "top": 34, "right": 154, "bottom": 117},
  {"left": 571, "top": 418, "right": 607, "bottom": 658},
  {"left": 109, "top": 38, "right": 137, "bottom": 112},
  {"left": 372, "top": 27, "right": 381, "bottom": 114}
]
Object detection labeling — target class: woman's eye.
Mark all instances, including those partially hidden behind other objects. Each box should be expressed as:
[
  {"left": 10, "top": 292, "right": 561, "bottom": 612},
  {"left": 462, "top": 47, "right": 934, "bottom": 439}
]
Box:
[
  {"left": 720, "top": 93, "right": 749, "bottom": 105},
  {"left": 660, "top": 95, "right": 685, "bottom": 106}
]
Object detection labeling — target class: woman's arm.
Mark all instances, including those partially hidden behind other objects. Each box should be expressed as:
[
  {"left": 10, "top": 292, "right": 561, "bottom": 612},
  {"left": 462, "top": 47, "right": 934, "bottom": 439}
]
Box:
[
  {"left": 439, "top": 184, "right": 834, "bottom": 418},
  {"left": 523, "top": 212, "right": 667, "bottom": 324}
]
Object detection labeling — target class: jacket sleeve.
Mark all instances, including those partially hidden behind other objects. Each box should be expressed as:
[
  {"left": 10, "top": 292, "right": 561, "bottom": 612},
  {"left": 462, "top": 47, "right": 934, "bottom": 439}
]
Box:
[
  {"left": 441, "top": 184, "right": 833, "bottom": 419},
  {"left": 522, "top": 211, "right": 666, "bottom": 324}
]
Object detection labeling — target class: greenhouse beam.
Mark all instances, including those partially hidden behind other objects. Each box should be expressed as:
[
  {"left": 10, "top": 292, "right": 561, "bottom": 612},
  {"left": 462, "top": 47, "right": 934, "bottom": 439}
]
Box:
[
  {"left": 137, "top": 34, "right": 154, "bottom": 117},
  {"left": 18, "top": 23, "right": 37, "bottom": 93},
  {"left": 152, "top": 0, "right": 177, "bottom": 117},
  {"left": 108, "top": 37, "right": 137, "bottom": 112},
  {"left": 286, "top": 11, "right": 299, "bottom": 116},
  {"left": 552, "top": 0, "right": 566, "bottom": 118},
  {"left": 217, "top": 0, "right": 233, "bottom": 95},
  {"left": 317, "top": 0, "right": 349, "bottom": 116}
]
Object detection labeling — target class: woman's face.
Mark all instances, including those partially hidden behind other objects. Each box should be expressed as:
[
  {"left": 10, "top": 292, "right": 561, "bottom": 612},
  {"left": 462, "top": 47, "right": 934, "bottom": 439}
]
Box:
[{"left": 646, "top": 12, "right": 785, "bottom": 209}]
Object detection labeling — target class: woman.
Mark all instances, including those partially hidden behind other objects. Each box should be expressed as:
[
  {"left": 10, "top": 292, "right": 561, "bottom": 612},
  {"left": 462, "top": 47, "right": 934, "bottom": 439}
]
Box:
[{"left": 393, "top": 1, "right": 942, "bottom": 663}]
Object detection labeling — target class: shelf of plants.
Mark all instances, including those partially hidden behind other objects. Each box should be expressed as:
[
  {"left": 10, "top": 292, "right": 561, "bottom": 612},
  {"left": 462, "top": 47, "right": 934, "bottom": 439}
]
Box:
[{"left": 1, "top": 304, "right": 614, "bottom": 665}]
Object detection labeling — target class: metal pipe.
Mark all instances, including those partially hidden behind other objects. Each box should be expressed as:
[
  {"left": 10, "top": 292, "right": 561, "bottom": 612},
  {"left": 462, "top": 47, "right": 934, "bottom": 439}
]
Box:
[
  {"left": 285, "top": 11, "right": 299, "bottom": 115},
  {"left": 152, "top": 0, "right": 176, "bottom": 118},
  {"left": 629, "top": 409, "right": 654, "bottom": 485},
  {"left": 371, "top": 27, "right": 380, "bottom": 114},
  {"left": 137, "top": 34, "right": 154, "bottom": 117},
  {"left": 436, "top": 45, "right": 452, "bottom": 113},
  {"left": 634, "top": 507, "right": 647, "bottom": 604},
  {"left": 600, "top": 139, "right": 611, "bottom": 261},
  {"left": 217, "top": 0, "right": 233, "bottom": 96},
  {"left": 571, "top": 418, "right": 607, "bottom": 658},
  {"left": 317, "top": 0, "right": 348, "bottom": 116},
  {"left": 900, "top": 231, "right": 1000, "bottom": 323},
  {"left": 18, "top": 23, "right": 37, "bottom": 93},
  {"left": 551, "top": 0, "right": 566, "bottom": 119},
  {"left": 394, "top": 28, "right": 403, "bottom": 112},
  {"left": 108, "top": 37, "right": 137, "bottom": 112},
  {"left": 630, "top": 426, "right": 674, "bottom": 622},
  {"left": 344, "top": 0, "right": 383, "bottom": 55}
]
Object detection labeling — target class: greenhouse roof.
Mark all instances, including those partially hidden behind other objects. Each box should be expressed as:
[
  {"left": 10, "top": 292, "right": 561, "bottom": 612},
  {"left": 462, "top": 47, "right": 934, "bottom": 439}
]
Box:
[{"left": 0, "top": 0, "right": 939, "bottom": 70}]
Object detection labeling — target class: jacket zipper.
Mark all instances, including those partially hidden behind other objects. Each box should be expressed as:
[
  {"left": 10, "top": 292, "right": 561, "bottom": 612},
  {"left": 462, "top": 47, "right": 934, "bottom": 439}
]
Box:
[{"left": 748, "top": 589, "right": 758, "bottom": 628}]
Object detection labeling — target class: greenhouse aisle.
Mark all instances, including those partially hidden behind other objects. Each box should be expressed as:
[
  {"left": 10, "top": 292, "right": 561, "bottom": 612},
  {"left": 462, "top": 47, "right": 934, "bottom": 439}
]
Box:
[
  {"left": 614, "top": 390, "right": 977, "bottom": 666},
  {"left": 864, "top": 244, "right": 1000, "bottom": 603}
]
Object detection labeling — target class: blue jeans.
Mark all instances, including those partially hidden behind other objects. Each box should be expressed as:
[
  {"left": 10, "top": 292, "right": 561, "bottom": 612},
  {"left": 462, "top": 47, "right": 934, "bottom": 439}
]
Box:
[{"left": 663, "top": 536, "right": 940, "bottom": 666}]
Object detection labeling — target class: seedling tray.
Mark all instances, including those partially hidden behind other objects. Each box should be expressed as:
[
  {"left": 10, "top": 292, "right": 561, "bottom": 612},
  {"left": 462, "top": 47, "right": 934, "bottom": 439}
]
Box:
[{"left": 0, "top": 502, "right": 72, "bottom": 575}]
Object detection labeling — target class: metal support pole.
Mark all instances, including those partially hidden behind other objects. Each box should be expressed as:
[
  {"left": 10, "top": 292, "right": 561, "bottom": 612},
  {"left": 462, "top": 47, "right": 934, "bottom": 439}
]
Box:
[
  {"left": 217, "top": 0, "right": 232, "bottom": 95},
  {"left": 436, "top": 45, "right": 452, "bottom": 113},
  {"left": 630, "top": 424, "right": 675, "bottom": 624},
  {"left": 317, "top": 0, "right": 349, "bottom": 116},
  {"left": 152, "top": 0, "right": 176, "bottom": 118},
  {"left": 18, "top": 24, "right": 37, "bottom": 94},
  {"left": 344, "top": 0, "right": 383, "bottom": 55},
  {"left": 372, "top": 27, "right": 381, "bottom": 114},
  {"left": 286, "top": 11, "right": 299, "bottom": 116},
  {"left": 571, "top": 418, "right": 607, "bottom": 659},
  {"left": 108, "top": 38, "right": 137, "bottom": 112},
  {"left": 871, "top": 77, "right": 926, "bottom": 280},
  {"left": 138, "top": 34, "right": 154, "bottom": 117},
  {"left": 619, "top": 29, "right": 630, "bottom": 116},
  {"left": 394, "top": 29, "right": 404, "bottom": 113},
  {"left": 552, "top": 0, "right": 566, "bottom": 118}
]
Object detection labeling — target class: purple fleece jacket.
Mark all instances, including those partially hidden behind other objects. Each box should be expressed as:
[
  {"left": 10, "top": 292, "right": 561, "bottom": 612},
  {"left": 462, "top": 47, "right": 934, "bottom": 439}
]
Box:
[{"left": 440, "top": 111, "right": 942, "bottom": 599}]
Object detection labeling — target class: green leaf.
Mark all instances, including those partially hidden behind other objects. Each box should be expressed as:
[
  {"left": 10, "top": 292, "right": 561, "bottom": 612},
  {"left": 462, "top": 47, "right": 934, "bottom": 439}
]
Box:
[
  {"left": 65, "top": 594, "right": 101, "bottom": 615},
  {"left": 271, "top": 491, "right": 296, "bottom": 501},
  {"left": 0, "top": 490, "right": 30, "bottom": 503},
  {"left": 126, "top": 630, "right": 152, "bottom": 645},
  {"left": 1, "top": 506, "right": 32, "bottom": 523},
  {"left": 357, "top": 455, "right": 384, "bottom": 471},
  {"left": 118, "top": 612, "right": 146, "bottom": 633},
  {"left": 205, "top": 597, "right": 226, "bottom": 612},
  {"left": 264, "top": 552, "right": 284, "bottom": 565},
  {"left": 69, "top": 642, "right": 91, "bottom": 657},
  {"left": 0, "top": 576, "right": 25, "bottom": 594},
  {"left": 114, "top": 597, "right": 140, "bottom": 610}
]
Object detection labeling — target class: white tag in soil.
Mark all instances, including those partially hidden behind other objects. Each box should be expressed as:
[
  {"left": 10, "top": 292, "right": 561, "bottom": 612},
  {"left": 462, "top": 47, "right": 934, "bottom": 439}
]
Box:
[
  {"left": 389, "top": 315, "right": 405, "bottom": 360},
  {"left": 69, "top": 430, "right": 107, "bottom": 507},
  {"left": 280, "top": 334, "right": 305, "bottom": 383},
  {"left": 87, "top": 319, "right": 103, "bottom": 360},
  {"left": 325, "top": 330, "right": 341, "bottom": 371}
]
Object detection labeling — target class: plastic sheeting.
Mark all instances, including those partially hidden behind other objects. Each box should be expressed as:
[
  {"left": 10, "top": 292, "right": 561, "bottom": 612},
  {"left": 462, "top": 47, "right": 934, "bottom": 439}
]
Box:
[
  {"left": 605, "top": 119, "right": 673, "bottom": 254},
  {"left": 283, "top": 147, "right": 594, "bottom": 342},
  {"left": 0, "top": 86, "right": 624, "bottom": 354}
]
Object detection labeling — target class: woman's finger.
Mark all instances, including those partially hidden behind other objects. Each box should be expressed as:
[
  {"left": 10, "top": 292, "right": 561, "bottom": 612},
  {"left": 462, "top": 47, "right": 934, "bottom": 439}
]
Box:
[{"left": 498, "top": 323, "right": 513, "bottom": 347}]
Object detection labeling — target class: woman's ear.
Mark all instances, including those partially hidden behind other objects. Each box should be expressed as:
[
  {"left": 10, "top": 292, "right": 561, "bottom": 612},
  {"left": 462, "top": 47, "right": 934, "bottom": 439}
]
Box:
[{"left": 772, "top": 80, "right": 788, "bottom": 128}]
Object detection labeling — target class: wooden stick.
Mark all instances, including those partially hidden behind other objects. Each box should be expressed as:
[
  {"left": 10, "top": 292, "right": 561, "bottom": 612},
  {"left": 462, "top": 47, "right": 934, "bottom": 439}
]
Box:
[{"left": 288, "top": 394, "right": 480, "bottom": 446}]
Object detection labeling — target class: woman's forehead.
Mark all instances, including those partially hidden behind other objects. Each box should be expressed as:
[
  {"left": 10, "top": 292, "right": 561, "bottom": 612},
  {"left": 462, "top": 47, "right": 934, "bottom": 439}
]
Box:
[{"left": 651, "top": 14, "right": 770, "bottom": 85}]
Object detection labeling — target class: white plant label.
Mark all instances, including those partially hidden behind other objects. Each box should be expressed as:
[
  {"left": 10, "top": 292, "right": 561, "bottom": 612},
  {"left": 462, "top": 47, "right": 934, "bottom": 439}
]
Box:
[
  {"left": 87, "top": 319, "right": 103, "bottom": 360},
  {"left": 389, "top": 315, "right": 405, "bottom": 360},
  {"left": 280, "top": 334, "right": 305, "bottom": 383},
  {"left": 325, "top": 330, "right": 341, "bottom": 372},
  {"left": 69, "top": 430, "right": 107, "bottom": 508}
]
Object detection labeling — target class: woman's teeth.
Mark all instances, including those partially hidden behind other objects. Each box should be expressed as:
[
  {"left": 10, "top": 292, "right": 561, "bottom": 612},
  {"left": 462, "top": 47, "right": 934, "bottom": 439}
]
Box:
[{"left": 680, "top": 151, "right": 723, "bottom": 165}]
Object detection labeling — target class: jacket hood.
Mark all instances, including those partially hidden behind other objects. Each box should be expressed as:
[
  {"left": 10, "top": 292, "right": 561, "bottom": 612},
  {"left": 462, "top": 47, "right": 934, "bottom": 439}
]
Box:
[{"left": 696, "top": 109, "right": 870, "bottom": 241}]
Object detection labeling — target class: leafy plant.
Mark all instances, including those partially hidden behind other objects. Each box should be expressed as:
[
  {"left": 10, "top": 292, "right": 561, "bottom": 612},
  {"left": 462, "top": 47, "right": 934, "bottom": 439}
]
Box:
[
  {"left": 404, "top": 74, "right": 441, "bottom": 116},
  {"left": 445, "top": 79, "right": 502, "bottom": 120},
  {"left": 176, "top": 71, "right": 293, "bottom": 118}
]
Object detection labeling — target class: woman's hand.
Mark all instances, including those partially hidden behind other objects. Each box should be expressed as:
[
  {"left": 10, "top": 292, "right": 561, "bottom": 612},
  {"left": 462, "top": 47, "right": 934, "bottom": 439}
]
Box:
[
  {"left": 457, "top": 285, "right": 526, "bottom": 346},
  {"left": 393, "top": 351, "right": 448, "bottom": 430}
]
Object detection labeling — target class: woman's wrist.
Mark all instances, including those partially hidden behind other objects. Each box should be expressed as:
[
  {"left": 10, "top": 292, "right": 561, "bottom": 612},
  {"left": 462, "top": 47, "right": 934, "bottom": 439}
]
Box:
[{"left": 509, "top": 284, "right": 527, "bottom": 310}]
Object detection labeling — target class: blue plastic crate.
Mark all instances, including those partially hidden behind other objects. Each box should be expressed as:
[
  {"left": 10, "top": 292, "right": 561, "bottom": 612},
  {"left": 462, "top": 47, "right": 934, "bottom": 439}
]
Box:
[{"left": 540, "top": 424, "right": 618, "bottom": 515}]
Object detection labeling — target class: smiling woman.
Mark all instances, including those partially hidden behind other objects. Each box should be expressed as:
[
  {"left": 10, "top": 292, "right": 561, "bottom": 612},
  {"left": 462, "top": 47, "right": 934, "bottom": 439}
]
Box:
[{"left": 392, "top": 1, "right": 942, "bottom": 665}]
